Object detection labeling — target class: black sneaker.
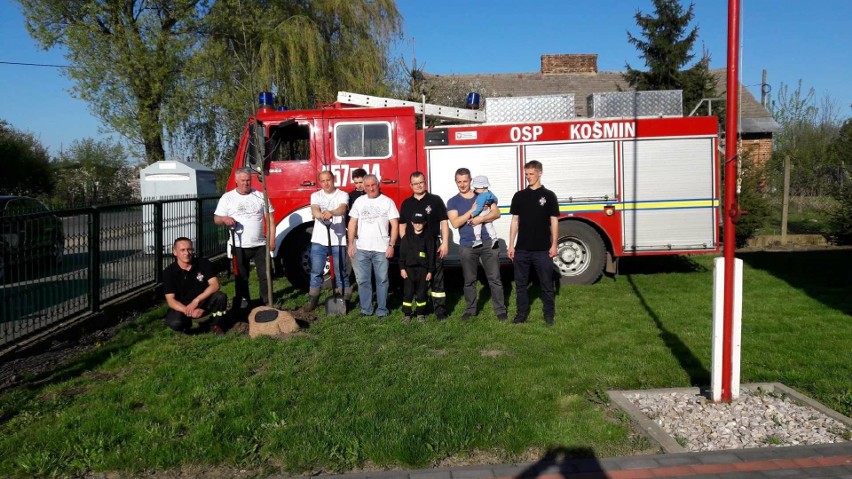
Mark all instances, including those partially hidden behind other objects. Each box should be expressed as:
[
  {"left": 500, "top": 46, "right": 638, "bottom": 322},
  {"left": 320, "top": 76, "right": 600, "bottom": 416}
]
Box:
[
  {"left": 460, "top": 312, "right": 476, "bottom": 321},
  {"left": 545, "top": 317, "right": 554, "bottom": 326},
  {"left": 496, "top": 313, "right": 508, "bottom": 321},
  {"left": 512, "top": 315, "right": 528, "bottom": 324}
]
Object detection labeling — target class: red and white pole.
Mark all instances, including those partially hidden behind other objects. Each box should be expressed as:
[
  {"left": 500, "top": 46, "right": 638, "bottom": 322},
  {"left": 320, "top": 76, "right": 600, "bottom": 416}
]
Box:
[{"left": 713, "top": 0, "right": 742, "bottom": 403}]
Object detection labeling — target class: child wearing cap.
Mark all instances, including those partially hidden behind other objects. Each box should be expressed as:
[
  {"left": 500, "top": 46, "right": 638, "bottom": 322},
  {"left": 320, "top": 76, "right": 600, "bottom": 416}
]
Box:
[
  {"left": 471, "top": 175, "right": 500, "bottom": 248},
  {"left": 399, "top": 212, "right": 435, "bottom": 322}
]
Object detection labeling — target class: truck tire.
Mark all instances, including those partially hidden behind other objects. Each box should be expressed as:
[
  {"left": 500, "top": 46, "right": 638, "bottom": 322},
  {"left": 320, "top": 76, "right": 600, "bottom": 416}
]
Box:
[
  {"left": 283, "top": 225, "right": 312, "bottom": 289},
  {"left": 554, "top": 221, "right": 606, "bottom": 285}
]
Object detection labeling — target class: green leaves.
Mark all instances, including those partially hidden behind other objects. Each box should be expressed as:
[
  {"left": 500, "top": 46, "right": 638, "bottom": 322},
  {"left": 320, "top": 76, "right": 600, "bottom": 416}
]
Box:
[
  {"left": 624, "top": 0, "right": 716, "bottom": 115},
  {"left": 17, "top": 0, "right": 402, "bottom": 166}
]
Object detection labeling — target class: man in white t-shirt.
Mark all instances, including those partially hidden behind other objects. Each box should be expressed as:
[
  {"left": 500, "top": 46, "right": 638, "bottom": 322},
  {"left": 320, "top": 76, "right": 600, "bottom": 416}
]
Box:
[
  {"left": 303, "top": 170, "right": 350, "bottom": 312},
  {"left": 214, "top": 168, "right": 274, "bottom": 307},
  {"left": 347, "top": 175, "right": 399, "bottom": 317}
]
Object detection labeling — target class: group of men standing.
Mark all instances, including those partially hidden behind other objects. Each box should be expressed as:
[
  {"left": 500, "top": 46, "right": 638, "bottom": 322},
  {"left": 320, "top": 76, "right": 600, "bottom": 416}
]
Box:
[
  {"left": 305, "top": 168, "right": 444, "bottom": 320},
  {"left": 162, "top": 161, "right": 561, "bottom": 333},
  {"left": 303, "top": 161, "right": 559, "bottom": 325}
]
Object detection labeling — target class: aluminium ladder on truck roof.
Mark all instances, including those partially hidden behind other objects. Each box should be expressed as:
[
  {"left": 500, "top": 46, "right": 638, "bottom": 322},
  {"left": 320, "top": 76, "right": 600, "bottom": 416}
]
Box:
[{"left": 336, "top": 91, "right": 486, "bottom": 123}]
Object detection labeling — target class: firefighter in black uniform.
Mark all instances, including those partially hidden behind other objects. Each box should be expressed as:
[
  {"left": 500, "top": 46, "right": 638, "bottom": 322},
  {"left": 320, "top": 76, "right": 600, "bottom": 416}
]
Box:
[
  {"left": 399, "top": 171, "right": 450, "bottom": 319},
  {"left": 399, "top": 212, "right": 435, "bottom": 323},
  {"left": 163, "top": 237, "right": 228, "bottom": 333}
]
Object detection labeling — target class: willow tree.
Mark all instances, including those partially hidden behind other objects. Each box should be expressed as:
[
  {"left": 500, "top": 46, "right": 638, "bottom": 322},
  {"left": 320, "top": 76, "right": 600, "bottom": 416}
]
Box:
[
  {"left": 17, "top": 0, "right": 209, "bottom": 164},
  {"left": 624, "top": 0, "right": 716, "bottom": 115},
  {"left": 170, "top": 0, "right": 402, "bottom": 168}
]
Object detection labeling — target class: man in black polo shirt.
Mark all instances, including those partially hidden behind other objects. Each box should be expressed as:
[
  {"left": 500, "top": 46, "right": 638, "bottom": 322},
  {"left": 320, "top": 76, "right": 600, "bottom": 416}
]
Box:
[
  {"left": 507, "top": 160, "right": 560, "bottom": 325},
  {"left": 347, "top": 168, "right": 368, "bottom": 213},
  {"left": 163, "top": 237, "right": 228, "bottom": 333},
  {"left": 399, "top": 171, "right": 450, "bottom": 320}
]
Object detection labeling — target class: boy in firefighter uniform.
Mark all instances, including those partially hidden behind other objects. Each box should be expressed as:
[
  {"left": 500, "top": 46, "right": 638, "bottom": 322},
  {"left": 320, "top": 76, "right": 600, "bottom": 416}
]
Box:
[{"left": 399, "top": 213, "right": 435, "bottom": 323}]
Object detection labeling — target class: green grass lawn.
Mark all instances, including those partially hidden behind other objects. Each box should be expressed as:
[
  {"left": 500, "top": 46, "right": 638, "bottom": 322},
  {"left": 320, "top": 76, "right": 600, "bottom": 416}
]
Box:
[{"left": 1, "top": 251, "right": 849, "bottom": 477}]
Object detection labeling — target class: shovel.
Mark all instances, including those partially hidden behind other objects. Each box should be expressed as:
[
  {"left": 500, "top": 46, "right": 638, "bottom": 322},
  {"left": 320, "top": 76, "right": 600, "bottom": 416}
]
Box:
[{"left": 324, "top": 219, "right": 347, "bottom": 316}]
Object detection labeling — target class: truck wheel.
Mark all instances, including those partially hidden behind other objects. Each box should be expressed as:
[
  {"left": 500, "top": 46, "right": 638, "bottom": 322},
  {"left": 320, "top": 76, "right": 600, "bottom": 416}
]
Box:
[
  {"left": 283, "top": 226, "right": 312, "bottom": 289},
  {"left": 554, "top": 221, "right": 606, "bottom": 285}
]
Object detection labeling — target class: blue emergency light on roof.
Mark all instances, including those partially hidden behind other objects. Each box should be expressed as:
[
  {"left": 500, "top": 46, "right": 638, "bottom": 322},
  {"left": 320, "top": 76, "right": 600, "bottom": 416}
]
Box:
[
  {"left": 258, "top": 92, "right": 274, "bottom": 109},
  {"left": 466, "top": 92, "right": 481, "bottom": 110}
]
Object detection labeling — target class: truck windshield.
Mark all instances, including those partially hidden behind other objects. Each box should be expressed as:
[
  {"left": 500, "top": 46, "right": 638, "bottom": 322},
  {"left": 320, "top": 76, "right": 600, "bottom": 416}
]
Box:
[{"left": 335, "top": 122, "right": 391, "bottom": 159}]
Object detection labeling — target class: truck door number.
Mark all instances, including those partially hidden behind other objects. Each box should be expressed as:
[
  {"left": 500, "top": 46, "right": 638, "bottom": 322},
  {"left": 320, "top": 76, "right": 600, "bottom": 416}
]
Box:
[
  {"left": 327, "top": 163, "right": 381, "bottom": 187},
  {"left": 510, "top": 125, "right": 543, "bottom": 142}
]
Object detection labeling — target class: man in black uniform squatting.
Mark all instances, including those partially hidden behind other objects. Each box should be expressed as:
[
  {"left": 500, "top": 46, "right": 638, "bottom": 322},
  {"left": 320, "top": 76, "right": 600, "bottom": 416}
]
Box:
[
  {"left": 507, "top": 160, "right": 560, "bottom": 326},
  {"left": 399, "top": 171, "right": 450, "bottom": 320},
  {"left": 163, "top": 237, "right": 228, "bottom": 333},
  {"left": 398, "top": 212, "right": 435, "bottom": 323}
]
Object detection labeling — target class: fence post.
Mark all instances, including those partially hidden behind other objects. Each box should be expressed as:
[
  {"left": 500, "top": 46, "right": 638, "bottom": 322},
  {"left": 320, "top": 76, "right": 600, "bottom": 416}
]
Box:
[
  {"left": 154, "top": 201, "right": 164, "bottom": 284},
  {"left": 781, "top": 154, "right": 791, "bottom": 245},
  {"left": 88, "top": 208, "right": 101, "bottom": 313},
  {"left": 195, "top": 196, "right": 204, "bottom": 258}
]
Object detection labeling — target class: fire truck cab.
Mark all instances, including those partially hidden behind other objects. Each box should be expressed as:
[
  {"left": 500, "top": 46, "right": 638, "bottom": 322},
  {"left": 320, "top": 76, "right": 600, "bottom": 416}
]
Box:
[
  {"left": 228, "top": 91, "right": 720, "bottom": 288},
  {"left": 230, "top": 99, "right": 421, "bottom": 287}
]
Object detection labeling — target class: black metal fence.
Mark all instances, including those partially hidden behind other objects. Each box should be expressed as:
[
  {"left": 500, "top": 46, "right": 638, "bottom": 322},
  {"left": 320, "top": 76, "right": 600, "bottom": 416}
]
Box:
[{"left": 1, "top": 196, "right": 227, "bottom": 347}]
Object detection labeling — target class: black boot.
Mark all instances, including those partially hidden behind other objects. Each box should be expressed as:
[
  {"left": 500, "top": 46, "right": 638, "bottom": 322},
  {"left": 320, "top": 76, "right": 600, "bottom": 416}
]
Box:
[{"left": 302, "top": 288, "right": 321, "bottom": 312}]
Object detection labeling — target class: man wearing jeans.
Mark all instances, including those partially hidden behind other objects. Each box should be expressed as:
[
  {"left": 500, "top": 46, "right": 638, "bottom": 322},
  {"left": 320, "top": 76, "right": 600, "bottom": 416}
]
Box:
[
  {"left": 303, "top": 170, "right": 350, "bottom": 312},
  {"left": 447, "top": 168, "right": 507, "bottom": 321},
  {"left": 347, "top": 175, "right": 399, "bottom": 317},
  {"left": 507, "top": 160, "right": 559, "bottom": 325}
]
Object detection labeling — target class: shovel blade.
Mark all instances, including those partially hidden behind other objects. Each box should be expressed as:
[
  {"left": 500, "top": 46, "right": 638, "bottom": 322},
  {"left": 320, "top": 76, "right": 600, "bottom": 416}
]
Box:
[{"left": 325, "top": 297, "right": 347, "bottom": 316}]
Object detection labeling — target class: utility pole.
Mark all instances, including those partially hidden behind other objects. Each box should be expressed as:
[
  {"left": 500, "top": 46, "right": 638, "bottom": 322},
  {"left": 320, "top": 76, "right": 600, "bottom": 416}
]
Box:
[{"left": 760, "top": 69, "right": 768, "bottom": 107}]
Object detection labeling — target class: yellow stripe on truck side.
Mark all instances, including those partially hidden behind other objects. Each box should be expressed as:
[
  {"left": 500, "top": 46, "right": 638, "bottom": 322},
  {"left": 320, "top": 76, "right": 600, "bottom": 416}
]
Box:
[{"left": 497, "top": 199, "right": 719, "bottom": 215}]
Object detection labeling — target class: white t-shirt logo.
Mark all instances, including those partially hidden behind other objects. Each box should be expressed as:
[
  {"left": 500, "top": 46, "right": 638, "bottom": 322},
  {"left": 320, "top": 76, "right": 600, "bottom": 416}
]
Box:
[{"left": 539, "top": 196, "right": 546, "bottom": 206}]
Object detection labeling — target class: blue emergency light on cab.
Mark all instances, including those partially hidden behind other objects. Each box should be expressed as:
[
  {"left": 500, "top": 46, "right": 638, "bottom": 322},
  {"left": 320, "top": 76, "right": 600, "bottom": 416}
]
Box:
[
  {"left": 258, "top": 91, "right": 274, "bottom": 112},
  {"left": 466, "top": 92, "right": 481, "bottom": 110}
]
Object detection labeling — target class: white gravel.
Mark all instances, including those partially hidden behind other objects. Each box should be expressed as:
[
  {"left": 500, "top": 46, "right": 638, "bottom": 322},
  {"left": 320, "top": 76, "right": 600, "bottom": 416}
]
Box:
[{"left": 625, "top": 389, "right": 851, "bottom": 451}]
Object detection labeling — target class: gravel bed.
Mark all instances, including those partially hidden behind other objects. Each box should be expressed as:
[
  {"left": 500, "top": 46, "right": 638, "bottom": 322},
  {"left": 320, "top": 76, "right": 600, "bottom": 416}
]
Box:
[{"left": 626, "top": 389, "right": 851, "bottom": 451}]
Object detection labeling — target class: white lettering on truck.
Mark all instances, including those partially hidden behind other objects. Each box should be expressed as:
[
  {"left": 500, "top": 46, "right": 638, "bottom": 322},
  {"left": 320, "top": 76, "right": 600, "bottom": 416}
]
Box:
[
  {"left": 570, "top": 121, "right": 636, "bottom": 140},
  {"left": 509, "top": 125, "right": 543, "bottom": 142},
  {"left": 327, "top": 163, "right": 381, "bottom": 187}
]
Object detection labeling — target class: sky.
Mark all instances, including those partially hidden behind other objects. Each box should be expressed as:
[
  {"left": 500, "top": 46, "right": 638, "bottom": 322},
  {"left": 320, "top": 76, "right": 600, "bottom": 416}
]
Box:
[{"left": 1, "top": 0, "right": 850, "bottom": 159}]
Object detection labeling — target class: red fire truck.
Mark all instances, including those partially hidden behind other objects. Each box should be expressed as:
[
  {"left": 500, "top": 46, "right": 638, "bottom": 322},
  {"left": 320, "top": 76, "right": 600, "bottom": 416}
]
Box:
[{"left": 227, "top": 91, "right": 719, "bottom": 288}]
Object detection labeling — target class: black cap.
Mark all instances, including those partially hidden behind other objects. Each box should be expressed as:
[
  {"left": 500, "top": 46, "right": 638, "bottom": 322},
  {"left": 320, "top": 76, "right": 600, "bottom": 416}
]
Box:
[{"left": 411, "top": 212, "right": 427, "bottom": 224}]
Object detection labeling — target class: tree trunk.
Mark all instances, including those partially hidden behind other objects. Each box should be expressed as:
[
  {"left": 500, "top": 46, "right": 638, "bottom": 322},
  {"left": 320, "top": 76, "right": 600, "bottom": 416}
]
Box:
[
  {"left": 139, "top": 101, "right": 166, "bottom": 164},
  {"left": 143, "top": 133, "right": 166, "bottom": 164}
]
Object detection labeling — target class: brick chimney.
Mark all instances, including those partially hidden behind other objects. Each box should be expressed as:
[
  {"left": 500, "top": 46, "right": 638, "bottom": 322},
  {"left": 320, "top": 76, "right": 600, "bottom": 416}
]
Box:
[{"left": 541, "top": 54, "right": 597, "bottom": 74}]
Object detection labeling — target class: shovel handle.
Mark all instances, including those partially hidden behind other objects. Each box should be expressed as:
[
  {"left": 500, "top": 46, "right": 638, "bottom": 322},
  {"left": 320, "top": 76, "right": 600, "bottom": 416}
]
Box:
[{"left": 230, "top": 228, "right": 239, "bottom": 277}]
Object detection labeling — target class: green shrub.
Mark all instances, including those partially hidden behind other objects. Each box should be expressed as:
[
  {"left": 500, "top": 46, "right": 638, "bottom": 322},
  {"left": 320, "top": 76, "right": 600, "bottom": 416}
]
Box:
[
  {"left": 733, "top": 153, "right": 772, "bottom": 247},
  {"left": 828, "top": 185, "right": 852, "bottom": 245}
]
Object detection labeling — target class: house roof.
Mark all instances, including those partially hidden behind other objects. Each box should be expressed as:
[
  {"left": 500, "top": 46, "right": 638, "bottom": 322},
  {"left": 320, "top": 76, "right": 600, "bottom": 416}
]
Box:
[{"left": 424, "top": 67, "right": 778, "bottom": 133}]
